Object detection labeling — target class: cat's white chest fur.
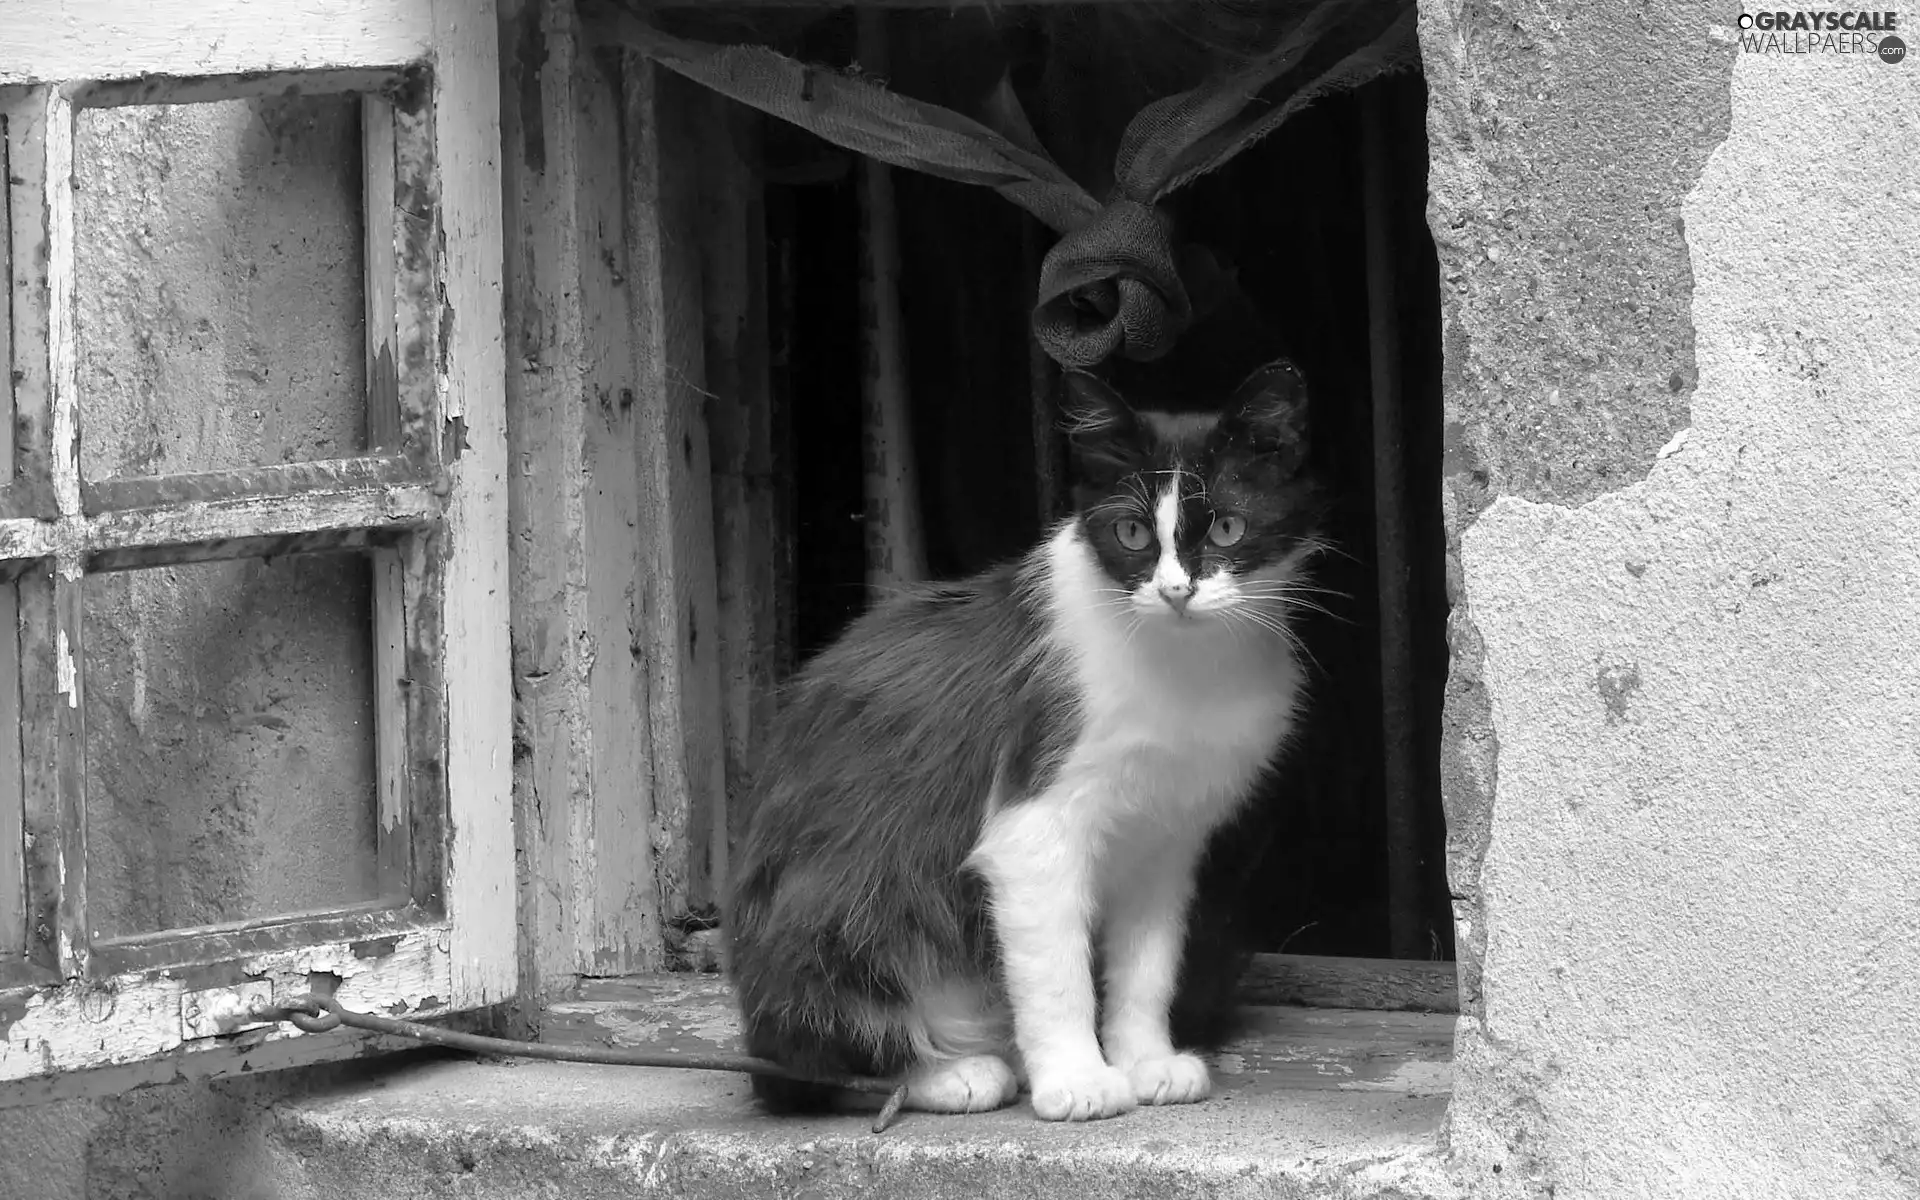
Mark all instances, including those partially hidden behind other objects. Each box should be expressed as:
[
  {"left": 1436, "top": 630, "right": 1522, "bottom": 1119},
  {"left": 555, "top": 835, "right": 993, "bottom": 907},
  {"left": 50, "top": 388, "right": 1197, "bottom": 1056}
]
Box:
[
  {"left": 1039, "top": 525, "right": 1302, "bottom": 838},
  {"left": 963, "top": 525, "right": 1303, "bottom": 1115}
]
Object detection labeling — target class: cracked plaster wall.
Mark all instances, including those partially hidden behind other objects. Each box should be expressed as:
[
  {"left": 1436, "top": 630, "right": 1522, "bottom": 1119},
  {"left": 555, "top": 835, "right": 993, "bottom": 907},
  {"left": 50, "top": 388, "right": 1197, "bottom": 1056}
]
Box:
[{"left": 1429, "top": 2, "right": 1920, "bottom": 1196}]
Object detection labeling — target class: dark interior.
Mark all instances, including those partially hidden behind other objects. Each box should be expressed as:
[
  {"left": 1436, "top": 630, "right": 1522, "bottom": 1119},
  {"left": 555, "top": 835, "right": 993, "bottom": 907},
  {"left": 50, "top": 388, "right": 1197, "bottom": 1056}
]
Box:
[{"left": 749, "top": 6, "right": 1451, "bottom": 972}]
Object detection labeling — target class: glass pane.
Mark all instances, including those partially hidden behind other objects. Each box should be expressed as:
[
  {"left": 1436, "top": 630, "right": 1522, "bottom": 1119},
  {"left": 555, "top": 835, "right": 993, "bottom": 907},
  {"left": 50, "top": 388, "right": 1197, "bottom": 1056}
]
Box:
[
  {"left": 74, "top": 96, "right": 367, "bottom": 480},
  {"left": 83, "top": 553, "right": 381, "bottom": 939}
]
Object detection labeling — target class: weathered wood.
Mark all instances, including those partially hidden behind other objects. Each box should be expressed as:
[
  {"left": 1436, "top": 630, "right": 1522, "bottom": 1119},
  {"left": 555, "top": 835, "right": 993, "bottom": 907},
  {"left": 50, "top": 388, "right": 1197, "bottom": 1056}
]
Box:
[
  {"left": 371, "top": 547, "right": 413, "bottom": 895},
  {"left": 85, "top": 525, "right": 412, "bottom": 575},
  {"left": 81, "top": 456, "right": 423, "bottom": 513},
  {"left": 397, "top": 525, "right": 450, "bottom": 916},
  {"left": 574, "top": 44, "right": 663, "bottom": 969},
  {"left": 498, "top": 0, "right": 601, "bottom": 1005},
  {"left": 12, "top": 570, "right": 68, "bottom": 980},
  {"left": 626, "top": 57, "right": 728, "bottom": 917},
  {"left": 0, "top": 98, "right": 21, "bottom": 966},
  {"left": 0, "top": 577, "right": 19, "bottom": 964},
  {"left": 78, "top": 485, "right": 437, "bottom": 571},
  {"left": 0, "top": 0, "right": 514, "bottom": 1095},
  {"left": 392, "top": 94, "right": 445, "bottom": 469},
  {"left": 698, "top": 99, "right": 778, "bottom": 875},
  {"left": 0, "top": 924, "right": 457, "bottom": 1084},
  {"left": 1360, "top": 89, "right": 1425, "bottom": 962},
  {"left": 44, "top": 87, "right": 77, "bottom": 531},
  {"left": 0, "top": 1027, "right": 418, "bottom": 1110},
  {"left": 426, "top": 0, "right": 516, "bottom": 1008},
  {"left": 87, "top": 900, "right": 423, "bottom": 977},
  {"left": 0, "top": 0, "right": 436, "bottom": 86},
  {"left": 364, "top": 94, "right": 403, "bottom": 451},
  {"left": 853, "top": 10, "right": 927, "bottom": 594},
  {"left": 365, "top": 94, "right": 413, "bottom": 901},
  {"left": 499, "top": 0, "right": 666, "bottom": 994},
  {"left": 38, "top": 575, "right": 86, "bottom": 980},
  {"left": 1238, "top": 953, "right": 1459, "bottom": 1015},
  {"left": 2, "top": 89, "right": 55, "bottom": 521},
  {"left": 65, "top": 66, "right": 420, "bottom": 111}
]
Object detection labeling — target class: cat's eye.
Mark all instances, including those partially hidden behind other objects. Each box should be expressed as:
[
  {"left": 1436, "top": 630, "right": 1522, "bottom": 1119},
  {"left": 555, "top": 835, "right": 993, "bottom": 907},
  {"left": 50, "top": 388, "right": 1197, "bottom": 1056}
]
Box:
[
  {"left": 1114, "top": 519, "right": 1152, "bottom": 551},
  {"left": 1208, "top": 515, "right": 1247, "bottom": 547}
]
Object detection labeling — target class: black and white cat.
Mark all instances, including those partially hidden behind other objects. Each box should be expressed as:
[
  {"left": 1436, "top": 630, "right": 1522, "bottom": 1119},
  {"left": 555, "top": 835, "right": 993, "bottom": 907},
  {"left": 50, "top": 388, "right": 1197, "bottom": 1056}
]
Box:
[{"left": 727, "top": 359, "right": 1325, "bottom": 1121}]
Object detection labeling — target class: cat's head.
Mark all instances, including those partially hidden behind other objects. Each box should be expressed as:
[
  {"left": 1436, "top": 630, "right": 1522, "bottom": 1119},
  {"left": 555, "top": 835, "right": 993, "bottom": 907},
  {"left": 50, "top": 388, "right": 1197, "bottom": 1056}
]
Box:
[{"left": 1061, "top": 359, "right": 1326, "bottom": 625}]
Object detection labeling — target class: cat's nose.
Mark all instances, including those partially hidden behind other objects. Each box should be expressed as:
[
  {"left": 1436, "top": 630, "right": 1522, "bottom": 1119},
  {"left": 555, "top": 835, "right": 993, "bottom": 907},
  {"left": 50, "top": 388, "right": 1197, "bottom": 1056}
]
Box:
[{"left": 1158, "top": 582, "right": 1194, "bottom": 614}]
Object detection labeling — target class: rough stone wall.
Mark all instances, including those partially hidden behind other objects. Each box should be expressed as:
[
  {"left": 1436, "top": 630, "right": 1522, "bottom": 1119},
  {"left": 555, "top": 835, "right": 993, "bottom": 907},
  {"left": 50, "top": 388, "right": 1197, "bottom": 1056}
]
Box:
[{"left": 1429, "top": 1, "right": 1920, "bottom": 1194}]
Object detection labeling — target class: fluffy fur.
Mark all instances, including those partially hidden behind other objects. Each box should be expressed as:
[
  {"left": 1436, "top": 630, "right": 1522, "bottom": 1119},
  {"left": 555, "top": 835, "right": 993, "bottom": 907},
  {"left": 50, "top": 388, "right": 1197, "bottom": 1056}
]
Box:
[{"left": 727, "top": 359, "right": 1326, "bottom": 1120}]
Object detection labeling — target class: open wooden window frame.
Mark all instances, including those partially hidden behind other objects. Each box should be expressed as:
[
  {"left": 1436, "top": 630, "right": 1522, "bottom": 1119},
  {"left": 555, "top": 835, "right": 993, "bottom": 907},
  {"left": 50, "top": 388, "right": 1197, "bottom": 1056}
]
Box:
[
  {"left": 504, "top": 0, "right": 1462, "bottom": 1014},
  {"left": 0, "top": 0, "right": 513, "bottom": 1096}
]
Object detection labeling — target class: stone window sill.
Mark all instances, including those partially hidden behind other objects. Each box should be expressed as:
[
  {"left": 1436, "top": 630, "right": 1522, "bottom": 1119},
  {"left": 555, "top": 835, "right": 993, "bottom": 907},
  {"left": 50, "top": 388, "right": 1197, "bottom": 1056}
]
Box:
[{"left": 264, "top": 975, "right": 1457, "bottom": 1198}]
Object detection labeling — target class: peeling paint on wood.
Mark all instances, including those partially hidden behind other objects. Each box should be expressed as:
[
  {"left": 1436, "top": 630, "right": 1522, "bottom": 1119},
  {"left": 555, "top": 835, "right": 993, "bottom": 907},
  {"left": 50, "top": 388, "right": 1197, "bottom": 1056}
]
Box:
[
  {"left": 499, "top": 0, "right": 666, "bottom": 1005},
  {"left": 0, "top": 926, "right": 453, "bottom": 1084},
  {"left": 0, "top": 0, "right": 515, "bottom": 1093},
  {"left": 81, "top": 456, "right": 425, "bottom": 512},
  {"left": 428, "top": 0, "right": 517, "bottom": 1009},
  {"left": 3, "top": 88, "right": 56, "bottom": 523},
  {"left": 0, "top": 0, "right": 437, "bottom": 87},
  {"left": 64, "top": 66, "right": 418, "bottom": 111}
]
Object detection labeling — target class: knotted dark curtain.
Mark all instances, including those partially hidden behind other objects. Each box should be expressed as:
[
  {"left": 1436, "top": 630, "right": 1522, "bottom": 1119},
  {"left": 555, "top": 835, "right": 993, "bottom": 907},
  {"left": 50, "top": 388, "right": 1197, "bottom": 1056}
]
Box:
[{"left": 591, "top": 0, "right": 1417, "bottom": 374}]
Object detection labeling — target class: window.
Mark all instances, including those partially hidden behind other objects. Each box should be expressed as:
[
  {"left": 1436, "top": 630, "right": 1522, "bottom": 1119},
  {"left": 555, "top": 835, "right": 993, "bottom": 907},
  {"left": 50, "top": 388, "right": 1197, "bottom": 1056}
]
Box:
[
  {"left": 1, "top": 0, "right": 511, "bottom": 1090},
  {"left": 536, "top": 0, "right": 1455, "bottom": 985}
]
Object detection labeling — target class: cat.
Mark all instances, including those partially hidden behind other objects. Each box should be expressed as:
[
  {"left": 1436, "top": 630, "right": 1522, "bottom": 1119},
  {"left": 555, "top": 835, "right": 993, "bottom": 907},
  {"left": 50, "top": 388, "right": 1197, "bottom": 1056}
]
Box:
[{"left": 726, "top": 358, "right": 1326, "bottom": 1121}]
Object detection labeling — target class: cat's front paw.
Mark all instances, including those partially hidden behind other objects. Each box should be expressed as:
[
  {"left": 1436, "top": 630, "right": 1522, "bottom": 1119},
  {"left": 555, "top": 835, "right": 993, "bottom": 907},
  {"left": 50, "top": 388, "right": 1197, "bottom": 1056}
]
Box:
[
  {"left": 1030, "top": 1063, "right": 1137, "bottom": 1122},
  {"left": 905, "top": 1055, "right": 1020, "bottom": 1114},
  {"left": 1123, "top": 1053, "right": 1211, "bottom": 1106}
]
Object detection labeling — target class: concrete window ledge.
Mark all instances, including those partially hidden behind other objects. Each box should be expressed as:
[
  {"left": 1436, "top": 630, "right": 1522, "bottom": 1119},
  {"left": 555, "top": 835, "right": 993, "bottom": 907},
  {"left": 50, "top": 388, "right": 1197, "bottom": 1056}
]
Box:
[{"left": 256, "top": 977, "right": 1460, "bottom": 1200}]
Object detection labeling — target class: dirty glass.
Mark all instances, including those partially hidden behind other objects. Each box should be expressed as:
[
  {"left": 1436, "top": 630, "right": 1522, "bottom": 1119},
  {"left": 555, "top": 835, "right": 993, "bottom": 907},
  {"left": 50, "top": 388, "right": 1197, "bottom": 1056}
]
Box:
[
  {"left": 82, "top": 552, "right": 382, "bottom": 939},
  {"left": 73, "top": 95, "right": 368, "bottom": 480}
]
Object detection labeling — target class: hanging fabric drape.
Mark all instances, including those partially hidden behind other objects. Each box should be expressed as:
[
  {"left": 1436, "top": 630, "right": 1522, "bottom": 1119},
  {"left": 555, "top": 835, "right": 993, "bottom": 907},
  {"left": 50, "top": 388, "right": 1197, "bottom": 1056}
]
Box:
[{"left": 590, "top": 0, "right": 1418, "bottom": 372}]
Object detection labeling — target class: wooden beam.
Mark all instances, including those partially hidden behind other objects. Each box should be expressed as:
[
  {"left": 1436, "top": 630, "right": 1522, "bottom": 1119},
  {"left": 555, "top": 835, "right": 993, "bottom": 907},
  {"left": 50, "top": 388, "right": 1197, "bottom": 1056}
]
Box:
[
  {"left": 625, "top": 56, "right": 728, "bottom": 918},
  {"left": 81, "top": 485, "right": 437, "bottom": 568},
  {"left": 697, "top": 100, "right": 779, "bottom": 876},
  {"left": 853, "top": 10, "right": 927, "bottom": 593},
  {"left": 81, "top": 456, "right": 423, "bottom": 513},
  {"left": 500, "top": 0, "right": 675, "bottom": 995},
  {"left": 64, "top": 66, "right": 421, "bottom": 110},
  {"left": 0, "top": 94, "right": 23, "bottom": 965},
  {"left": 365, "top": 96, "right": 413, "bottom": 901},
  {"left": 0, "top": 0, "right": 436, "bottom": 87},
  {"left": 4, "top": 89, "right": 55, "bottom": 524},
  {"left": 427, "top": 0, "right": 517, "bottom": 1009},
  {"left": 86, "top": 901, "right": 425, "bottom": 977},
  {"left": 498, "top": 0, "right": 599, "bottom": 1007},
  {"left": 574, "top": 40, "right": 666, "bottom": 972},
  {"left": 1239, "top": 953, "right": 1458, "bottom": 1015}
]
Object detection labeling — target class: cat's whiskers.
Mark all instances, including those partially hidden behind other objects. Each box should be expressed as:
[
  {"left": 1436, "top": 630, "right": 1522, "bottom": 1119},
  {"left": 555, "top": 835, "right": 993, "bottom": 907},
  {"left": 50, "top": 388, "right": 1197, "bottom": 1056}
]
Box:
[{"left": 1223, "top": 603, "right": 1321, "bottom": 673}]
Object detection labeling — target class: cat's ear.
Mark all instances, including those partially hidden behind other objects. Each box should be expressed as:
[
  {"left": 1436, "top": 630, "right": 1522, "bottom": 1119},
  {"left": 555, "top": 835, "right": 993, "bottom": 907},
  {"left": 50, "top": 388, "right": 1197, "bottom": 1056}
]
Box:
[
  {"left": 1216, "top": 359, "right": 1309, "bottom": 465},
  {"left": 1060, "top": 370, "right": 1143, "bottom": 475}
]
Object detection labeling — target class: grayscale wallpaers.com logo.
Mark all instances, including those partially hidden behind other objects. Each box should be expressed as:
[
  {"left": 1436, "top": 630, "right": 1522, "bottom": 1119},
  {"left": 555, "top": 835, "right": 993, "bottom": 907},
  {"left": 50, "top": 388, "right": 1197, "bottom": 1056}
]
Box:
[{"left": 1735, "top": 10, "right": 1908, "bottom": 60}]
